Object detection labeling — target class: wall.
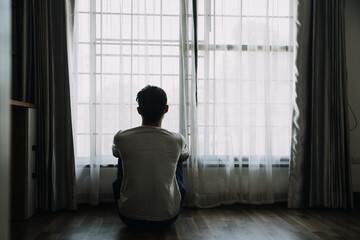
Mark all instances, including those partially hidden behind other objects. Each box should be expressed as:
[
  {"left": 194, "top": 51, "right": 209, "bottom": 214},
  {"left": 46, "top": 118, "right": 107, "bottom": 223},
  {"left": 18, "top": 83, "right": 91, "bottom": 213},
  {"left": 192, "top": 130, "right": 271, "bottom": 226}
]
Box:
[
  {"left": 345, "top": 0, "right": 360, "bottom": 192},
  {"left": 0, "top": 0, "right": 11, "bottom": 238}
]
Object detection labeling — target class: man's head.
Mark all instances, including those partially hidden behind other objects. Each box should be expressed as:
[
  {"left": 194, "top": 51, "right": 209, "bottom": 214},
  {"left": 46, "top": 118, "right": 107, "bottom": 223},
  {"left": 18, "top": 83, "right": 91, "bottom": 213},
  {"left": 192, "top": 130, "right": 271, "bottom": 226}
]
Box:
[{"left": 136, "top": 85, "right": 168, "bottom": 124}]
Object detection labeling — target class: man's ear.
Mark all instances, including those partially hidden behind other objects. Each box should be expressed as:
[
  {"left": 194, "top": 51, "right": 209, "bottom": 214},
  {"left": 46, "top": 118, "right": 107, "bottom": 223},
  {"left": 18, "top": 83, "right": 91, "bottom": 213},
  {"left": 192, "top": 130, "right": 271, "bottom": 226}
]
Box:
[
  {"left": 137, "top": 107, "right": 142, "bottom": 115},
  {"left": 164, "top": 105, "right": 169, "bottom": 113}
]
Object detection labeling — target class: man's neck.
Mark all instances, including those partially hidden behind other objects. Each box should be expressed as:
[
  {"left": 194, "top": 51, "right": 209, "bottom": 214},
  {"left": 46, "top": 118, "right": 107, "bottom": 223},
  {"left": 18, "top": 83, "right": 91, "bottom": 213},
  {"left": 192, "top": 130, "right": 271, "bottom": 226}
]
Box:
[{"left": 142, "top": 121, "right": 162, "bottom": 127}]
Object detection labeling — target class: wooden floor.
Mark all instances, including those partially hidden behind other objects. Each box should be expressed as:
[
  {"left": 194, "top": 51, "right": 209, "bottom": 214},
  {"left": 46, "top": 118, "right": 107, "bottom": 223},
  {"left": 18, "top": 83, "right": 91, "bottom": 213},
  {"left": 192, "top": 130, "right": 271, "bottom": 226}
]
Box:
[{"left": 11, "top": 203, "right": 360, "bottom": 240}]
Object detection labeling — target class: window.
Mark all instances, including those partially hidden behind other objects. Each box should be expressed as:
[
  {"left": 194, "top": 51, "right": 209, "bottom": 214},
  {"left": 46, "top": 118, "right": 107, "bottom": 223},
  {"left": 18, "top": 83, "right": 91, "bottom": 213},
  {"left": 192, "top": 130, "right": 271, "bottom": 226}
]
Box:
[
  {"left": 73, "top": 0, "right": 295, "bottom": 165},
  {"left": 194, "top": 0, "right": 295, "bottom": 159},
  {"left": 73, "top": 0, "right": 181, "bottom": 164}
]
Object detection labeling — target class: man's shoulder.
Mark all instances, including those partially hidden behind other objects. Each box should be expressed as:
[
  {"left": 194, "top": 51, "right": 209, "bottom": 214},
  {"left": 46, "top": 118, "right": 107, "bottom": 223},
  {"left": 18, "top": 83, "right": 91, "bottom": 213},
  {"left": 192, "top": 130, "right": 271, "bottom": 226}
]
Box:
[
  {"left": 157, "top": 128, "right": 184, "bottom": 139},
  {"left": 113, "top": 127, "right": 140, "bottom": 140},
  {"left": 114, "top": 126, "right": 184, "bottom": 141}
]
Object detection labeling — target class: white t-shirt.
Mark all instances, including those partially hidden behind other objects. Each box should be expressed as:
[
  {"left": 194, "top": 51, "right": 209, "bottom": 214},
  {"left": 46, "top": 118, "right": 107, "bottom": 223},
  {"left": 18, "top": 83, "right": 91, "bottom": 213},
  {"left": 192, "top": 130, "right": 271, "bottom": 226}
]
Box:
[{"left": 112, "top": 125, "right": 189, "bottom": 221}]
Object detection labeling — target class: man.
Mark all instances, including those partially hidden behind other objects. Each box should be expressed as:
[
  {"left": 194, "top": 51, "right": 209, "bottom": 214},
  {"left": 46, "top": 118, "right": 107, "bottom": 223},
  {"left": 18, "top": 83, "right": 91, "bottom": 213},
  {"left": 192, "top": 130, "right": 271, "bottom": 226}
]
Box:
[{"left": 112, "top": 85, "right": 189, "bottom": 228}]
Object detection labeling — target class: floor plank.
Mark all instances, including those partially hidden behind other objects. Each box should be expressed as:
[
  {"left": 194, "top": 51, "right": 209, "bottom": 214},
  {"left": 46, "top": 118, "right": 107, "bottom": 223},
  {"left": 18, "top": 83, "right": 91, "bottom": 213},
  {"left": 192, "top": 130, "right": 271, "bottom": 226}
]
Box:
[{"left": 11, "top": 203, "right": 360, "bottom": 240}]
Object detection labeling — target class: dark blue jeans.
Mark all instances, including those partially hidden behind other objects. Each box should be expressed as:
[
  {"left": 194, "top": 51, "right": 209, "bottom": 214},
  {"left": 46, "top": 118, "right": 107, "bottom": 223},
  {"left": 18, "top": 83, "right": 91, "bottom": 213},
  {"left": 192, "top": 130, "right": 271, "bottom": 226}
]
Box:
[{"left": 112, "top": 158, "right": 185, "bottom": 228}]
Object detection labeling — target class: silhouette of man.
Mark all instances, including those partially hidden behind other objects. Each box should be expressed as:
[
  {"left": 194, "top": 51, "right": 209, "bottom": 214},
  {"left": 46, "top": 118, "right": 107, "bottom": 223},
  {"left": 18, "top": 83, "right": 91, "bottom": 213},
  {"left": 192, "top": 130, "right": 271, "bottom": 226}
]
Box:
[{"left": 112, "top": 85, "right": 189, "bottom": 228}]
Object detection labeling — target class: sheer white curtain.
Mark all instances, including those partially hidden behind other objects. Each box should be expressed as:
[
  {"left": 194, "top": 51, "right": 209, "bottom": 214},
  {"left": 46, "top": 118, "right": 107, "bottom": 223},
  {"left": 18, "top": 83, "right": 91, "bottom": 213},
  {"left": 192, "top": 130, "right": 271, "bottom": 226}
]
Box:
[
  {"left": 183, "top": 0, "right": 296, "bottom": 207},
  {"left": 71, "top": 0, "right": 295, "bottom": 206},
  {"left": 72, "top": 0, "right": 181, "bottom": 204}
]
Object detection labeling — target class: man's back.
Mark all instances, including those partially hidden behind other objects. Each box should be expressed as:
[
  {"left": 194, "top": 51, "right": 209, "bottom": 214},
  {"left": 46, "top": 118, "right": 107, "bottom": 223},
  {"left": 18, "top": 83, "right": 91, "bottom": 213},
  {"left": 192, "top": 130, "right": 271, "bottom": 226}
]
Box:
[{"left": 112, "top": 125, "right": 189, "bottom": 221}]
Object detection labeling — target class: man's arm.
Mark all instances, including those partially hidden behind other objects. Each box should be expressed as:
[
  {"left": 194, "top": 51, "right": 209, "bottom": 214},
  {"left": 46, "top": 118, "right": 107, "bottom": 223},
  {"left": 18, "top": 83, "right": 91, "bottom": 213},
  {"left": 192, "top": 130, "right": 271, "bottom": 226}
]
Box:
[
  {"left": 179, "top": 134, "right": 190, "bottom": 162},
  {"left": 112, "top": 130, "right": 122, "bottom": 158},
  {"left": 112, "top": 144, "right": 120, "bottom": 158}
]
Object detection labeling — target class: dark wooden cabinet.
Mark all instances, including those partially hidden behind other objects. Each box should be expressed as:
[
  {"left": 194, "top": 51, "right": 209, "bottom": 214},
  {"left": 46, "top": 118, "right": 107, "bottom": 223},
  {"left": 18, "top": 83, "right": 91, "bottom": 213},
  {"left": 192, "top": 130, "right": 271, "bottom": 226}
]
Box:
[{"left": 10, "top": 100, "right": 36, "bottom": 220}]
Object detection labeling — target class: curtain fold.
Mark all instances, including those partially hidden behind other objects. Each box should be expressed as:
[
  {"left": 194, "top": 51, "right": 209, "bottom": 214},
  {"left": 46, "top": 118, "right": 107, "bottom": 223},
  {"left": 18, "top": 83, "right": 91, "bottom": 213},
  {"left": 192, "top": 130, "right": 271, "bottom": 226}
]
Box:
[
  {"left": 180, "top": 0, "right": 199, "bottom": 207},
  {"left": 10, "top": 0, "right": 35, "bottom": 103},
  {"left": 28, "top": 0, "right": 77, "bottom": 211},
  {"left": 288, "top": 0, "right": 353, "bottom": 208}
]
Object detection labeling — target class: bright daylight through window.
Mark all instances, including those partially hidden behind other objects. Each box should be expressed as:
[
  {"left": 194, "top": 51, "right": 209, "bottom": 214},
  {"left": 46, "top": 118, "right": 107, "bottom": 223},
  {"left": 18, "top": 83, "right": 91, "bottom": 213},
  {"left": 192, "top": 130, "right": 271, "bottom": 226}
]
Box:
[{"left": 73, "top": 0, "right": 295, "bottom": 165}]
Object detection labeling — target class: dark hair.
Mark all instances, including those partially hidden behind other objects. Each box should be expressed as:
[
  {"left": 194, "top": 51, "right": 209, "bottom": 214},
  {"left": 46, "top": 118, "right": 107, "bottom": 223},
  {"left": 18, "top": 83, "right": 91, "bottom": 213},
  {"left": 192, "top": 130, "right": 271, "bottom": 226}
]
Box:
[{"left": 136, "top": 85, "right": 167, "bottom": 123}]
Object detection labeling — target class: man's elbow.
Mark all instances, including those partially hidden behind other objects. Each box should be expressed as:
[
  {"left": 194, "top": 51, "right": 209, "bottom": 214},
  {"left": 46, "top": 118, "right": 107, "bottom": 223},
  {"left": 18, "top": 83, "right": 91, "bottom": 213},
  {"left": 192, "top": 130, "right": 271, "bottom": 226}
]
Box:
[
  {"left": 112, "top": 144, "right": 120, "bottom": 158},
  {"left": 179, "top": 153, "right": 190, "bottom": 162}
]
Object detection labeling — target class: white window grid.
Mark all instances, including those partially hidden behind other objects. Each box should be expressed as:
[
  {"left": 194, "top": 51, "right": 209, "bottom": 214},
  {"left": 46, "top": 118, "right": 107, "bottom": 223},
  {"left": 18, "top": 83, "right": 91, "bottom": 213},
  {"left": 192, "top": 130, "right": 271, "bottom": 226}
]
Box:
[
  {"left": 189, "top": 0, "right": 295, "bottom": 157},
  {"left": 74, "top": 0, "right": 295, "bottom": 164},
  {"left": 75, "top": 0, "right": 181, "bottom": 164}
]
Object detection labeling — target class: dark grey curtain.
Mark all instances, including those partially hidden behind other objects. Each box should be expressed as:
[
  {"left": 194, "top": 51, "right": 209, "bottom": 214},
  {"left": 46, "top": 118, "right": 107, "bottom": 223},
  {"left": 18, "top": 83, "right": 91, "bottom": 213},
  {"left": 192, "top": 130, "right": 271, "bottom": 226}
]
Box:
[
  {"left": 26, "top": 0, "right": 77, "bottom": 211},
  {"left": 288, "top": 0, "right": 353, "bottom": 208},
  {"left": 11, "top": 0, "right": 35, "bottom": 103}
]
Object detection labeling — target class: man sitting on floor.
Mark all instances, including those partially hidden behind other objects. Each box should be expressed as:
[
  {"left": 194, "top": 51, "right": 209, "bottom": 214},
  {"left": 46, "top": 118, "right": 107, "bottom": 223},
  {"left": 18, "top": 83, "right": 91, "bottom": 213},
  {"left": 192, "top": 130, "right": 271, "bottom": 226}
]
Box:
[{"left": 112, "top": 85, "right": 189, "bottom": 228}]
